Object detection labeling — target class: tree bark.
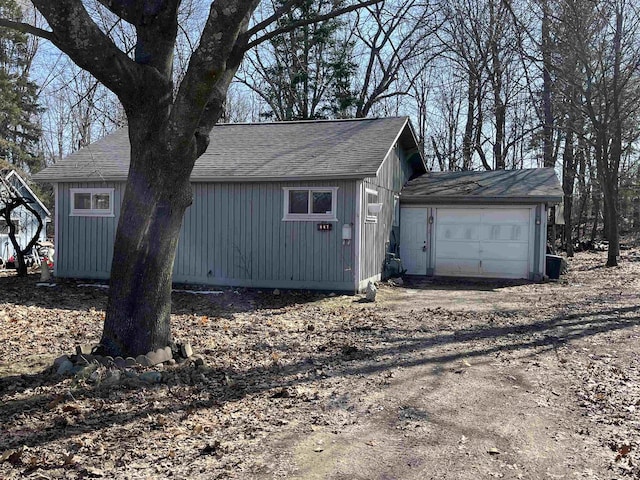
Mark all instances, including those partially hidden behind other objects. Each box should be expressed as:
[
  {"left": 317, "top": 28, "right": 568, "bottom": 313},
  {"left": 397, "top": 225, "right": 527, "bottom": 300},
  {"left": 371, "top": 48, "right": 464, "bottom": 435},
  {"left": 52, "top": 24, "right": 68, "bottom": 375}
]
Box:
[
  {"left": 99, "top": 135, "right": 194, "bottom": 356},
  {"left": 562, "top": 129, "right": 575, "bottom": 256},
  {"left": 541, "top": 0, "right": 554, "bottom": 168},
  {"left": 462, "top": 73, "right": 476, "bottom": 171}
]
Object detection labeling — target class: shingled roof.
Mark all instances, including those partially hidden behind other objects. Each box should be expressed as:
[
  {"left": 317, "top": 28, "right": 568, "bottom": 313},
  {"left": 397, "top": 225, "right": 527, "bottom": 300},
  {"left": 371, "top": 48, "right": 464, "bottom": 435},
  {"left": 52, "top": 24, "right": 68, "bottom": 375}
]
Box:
[
  {"left": 34, "top": 117, "right": 423, "bottom": 183},
  {"left": 401, "top": 168, "right": 563, "bottom": 204}
]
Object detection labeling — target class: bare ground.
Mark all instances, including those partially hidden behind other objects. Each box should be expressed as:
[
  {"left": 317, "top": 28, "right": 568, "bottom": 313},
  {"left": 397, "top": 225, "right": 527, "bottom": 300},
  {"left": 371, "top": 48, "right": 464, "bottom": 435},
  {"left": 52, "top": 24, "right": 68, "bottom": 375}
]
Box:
[{"left": 1, "top": 249, "right": 640, "bottom": 479}]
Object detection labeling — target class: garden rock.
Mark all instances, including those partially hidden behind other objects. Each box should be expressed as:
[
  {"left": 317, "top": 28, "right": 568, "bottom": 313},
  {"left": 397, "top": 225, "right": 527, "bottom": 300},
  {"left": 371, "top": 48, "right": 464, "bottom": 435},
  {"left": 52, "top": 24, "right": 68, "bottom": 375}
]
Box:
[
  {"left": 365, "top": 281, "right": 377, "bottom": 302},
  {"left": 139, "top": 371, "right": 162, "bottom": 383},
  {"left": 56, "top": 359, "right": 74, "bottom": 376}
]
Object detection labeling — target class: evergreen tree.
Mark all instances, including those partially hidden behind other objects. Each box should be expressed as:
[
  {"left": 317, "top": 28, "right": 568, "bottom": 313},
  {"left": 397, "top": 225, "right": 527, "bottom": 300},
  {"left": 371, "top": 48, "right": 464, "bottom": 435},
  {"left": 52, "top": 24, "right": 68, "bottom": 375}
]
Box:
[
  {"left": 0, "top": 0, "right": 42, "bottom": 173},
  {"left": 242, "top": 0, "right": 357, "bottom": 120}
]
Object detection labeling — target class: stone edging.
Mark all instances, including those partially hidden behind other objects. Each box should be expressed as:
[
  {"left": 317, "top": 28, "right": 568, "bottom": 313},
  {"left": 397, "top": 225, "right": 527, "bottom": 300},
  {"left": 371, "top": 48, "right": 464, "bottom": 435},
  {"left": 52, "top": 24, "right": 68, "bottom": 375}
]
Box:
[{"left": 54, "top": 342, "right": 203, "bottom": 377}]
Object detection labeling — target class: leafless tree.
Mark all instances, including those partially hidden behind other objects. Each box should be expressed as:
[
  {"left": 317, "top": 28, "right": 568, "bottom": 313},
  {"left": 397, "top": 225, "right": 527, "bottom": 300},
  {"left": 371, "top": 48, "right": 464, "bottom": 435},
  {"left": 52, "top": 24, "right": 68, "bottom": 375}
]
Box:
[
  {"left": 0, "top": 0, "right": 380, "bottom": 357},
  {"left": 0, "top": 170, "right": 43, "bottom": 276}
]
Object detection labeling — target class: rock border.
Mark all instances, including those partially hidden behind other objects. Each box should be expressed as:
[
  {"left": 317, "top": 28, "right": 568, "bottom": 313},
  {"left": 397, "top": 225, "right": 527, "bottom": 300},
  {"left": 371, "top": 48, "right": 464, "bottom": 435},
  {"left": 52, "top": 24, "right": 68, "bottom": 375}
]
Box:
[{"left": 53, "top": 341, "right": 203, "bottom": 378}]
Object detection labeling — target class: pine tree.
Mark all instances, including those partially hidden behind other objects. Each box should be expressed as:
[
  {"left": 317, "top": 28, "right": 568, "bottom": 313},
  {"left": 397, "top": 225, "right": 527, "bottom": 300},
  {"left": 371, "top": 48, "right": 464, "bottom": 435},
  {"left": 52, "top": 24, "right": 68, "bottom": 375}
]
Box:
[
  {"left": 243, "top": 0, "right": 357, "bottom": 120},
  {"left": 0, "top": 0, "right": 43, "bottom": 173}
]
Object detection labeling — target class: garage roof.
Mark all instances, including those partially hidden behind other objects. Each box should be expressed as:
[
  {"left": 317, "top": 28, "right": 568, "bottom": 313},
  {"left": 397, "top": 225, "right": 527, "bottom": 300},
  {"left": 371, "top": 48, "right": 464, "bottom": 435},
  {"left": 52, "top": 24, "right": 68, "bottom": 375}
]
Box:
[{"left": 401, "top": 168, "right": 563, "bottom": 204}]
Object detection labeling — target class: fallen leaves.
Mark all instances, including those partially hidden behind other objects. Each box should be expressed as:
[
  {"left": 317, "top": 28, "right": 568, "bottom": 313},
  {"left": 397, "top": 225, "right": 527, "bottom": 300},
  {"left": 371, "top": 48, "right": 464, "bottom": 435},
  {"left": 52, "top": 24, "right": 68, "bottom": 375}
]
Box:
[{"left": 1, "top": 249, "right": 640, "bottom": 479}]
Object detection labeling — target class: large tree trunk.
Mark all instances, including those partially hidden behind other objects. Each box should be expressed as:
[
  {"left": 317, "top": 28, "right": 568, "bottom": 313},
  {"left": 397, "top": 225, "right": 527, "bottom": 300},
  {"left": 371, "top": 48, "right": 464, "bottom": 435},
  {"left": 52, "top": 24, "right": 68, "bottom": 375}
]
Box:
[
  {"left": 99, "top": 120, "right": 196, "bottom": 357},
  {"left": 602, "top": 178, "right": 619, "bottom": 267},
  {"left": 590, "top": 181, "right": 601, "bottom": 243},
  {"left": 541, "top": 0, "right": 554, "bottom": 169},
  {"left": 602, "top": 7, "right": 623, "bottom": 268},
  {"left": 462, "top": 73, "right": 476, "bottom": 171}
]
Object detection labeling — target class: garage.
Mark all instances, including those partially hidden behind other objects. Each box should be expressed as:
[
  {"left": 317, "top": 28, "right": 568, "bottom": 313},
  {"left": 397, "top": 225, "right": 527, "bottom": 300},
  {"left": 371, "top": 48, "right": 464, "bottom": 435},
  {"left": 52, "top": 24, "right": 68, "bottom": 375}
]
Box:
[{"left": 399, "top": 169, "right": 563, "bottom": 280}]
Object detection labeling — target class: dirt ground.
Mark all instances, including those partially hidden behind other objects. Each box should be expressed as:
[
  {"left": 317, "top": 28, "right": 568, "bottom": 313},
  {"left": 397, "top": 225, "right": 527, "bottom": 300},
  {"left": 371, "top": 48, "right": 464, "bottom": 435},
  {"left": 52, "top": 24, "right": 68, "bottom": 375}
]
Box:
[{"left": 1, "top": 249, "right": 640, "bottom": 479}]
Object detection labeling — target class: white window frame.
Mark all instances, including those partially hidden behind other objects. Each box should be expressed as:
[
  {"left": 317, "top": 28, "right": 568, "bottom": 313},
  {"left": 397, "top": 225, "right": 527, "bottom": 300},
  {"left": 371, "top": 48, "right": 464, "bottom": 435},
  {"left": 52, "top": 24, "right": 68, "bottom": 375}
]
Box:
[
  {"left": 70, "top": 188, "right": 115, "bottom": 217},
  {"left": 282, "top": 187, "right": 339, "bottom": 222},
  {"left": 365, "top": 188, "right": 381, "bottom": 223},
  {"left": 392, "top": 194, "right": 400, "bottom": 227}
]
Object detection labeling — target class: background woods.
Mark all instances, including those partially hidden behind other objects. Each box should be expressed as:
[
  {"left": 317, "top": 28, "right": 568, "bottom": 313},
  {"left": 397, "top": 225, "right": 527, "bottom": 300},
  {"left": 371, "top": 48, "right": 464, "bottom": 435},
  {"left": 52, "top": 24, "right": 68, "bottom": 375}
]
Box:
[
  {"left": 3, "top": 0, "right": 634, "bottom": 266},
  {"left": 0, "top": 0, "right": 639, "bottom": 355}
]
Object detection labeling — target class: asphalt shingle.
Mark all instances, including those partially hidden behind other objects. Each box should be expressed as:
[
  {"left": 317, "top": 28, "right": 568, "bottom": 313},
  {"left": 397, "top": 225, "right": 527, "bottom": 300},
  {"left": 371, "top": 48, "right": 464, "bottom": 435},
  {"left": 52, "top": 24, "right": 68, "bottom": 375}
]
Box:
[
  {"left": 401, "top": 168, "right": 563, "bottom": 204},
  {"left": 34, "top": 117, "right": 419, "bottom": 182}
]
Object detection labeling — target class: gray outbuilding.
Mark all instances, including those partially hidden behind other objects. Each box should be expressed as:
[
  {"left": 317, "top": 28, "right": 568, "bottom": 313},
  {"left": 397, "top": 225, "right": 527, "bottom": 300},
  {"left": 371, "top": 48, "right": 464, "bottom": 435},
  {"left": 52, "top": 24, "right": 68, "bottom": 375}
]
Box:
[
  {"left": 1, "top": 170, "right": 50, "bottom": 263},
  {"left": 34, "top": 117, "right": 425, "bottom": 292},
  {"left": 399, "top": 168, "right": 563, "bottom": 280}
]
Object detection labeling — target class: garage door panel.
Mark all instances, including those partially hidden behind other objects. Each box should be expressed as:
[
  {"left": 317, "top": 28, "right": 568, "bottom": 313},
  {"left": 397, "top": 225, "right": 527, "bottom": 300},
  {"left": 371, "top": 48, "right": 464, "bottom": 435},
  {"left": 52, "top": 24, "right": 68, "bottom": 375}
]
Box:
[
  {"left": 434, "top": 207, "right": 531, "bottom": 279},
  {"left": 437, "top": 224, "right": 480, "bottom": 241},
  {"left": 481, "top": 209, "right": 530, "bottom": 222},
  {"left": 437, "top": 210, "right": 480, "bottom": 223},
  {"left": 437, "top": 242, "right": 481, "bottom": 259},
  {"left": 481, "top": 241, "right": 529, "bottom": 261},
  {"left": 480, "top": 260, "right": 529, "bottom": 278},
  {"left": 436, "top": 258, "right": 481, "bottom": 276},
  {"left": 480, "top": 223, "right": 528, "bottom": 242}
]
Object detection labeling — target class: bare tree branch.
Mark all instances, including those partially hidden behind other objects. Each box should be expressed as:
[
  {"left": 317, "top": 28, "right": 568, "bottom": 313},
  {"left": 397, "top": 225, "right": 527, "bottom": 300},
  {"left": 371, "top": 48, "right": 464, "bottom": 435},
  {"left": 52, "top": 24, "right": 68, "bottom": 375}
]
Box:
[
  {"left": 241, "top": 0, "right": 381, "bottom": 52},
  {"left": 0, "top": 18, "right": 54, "bottom": 41}
]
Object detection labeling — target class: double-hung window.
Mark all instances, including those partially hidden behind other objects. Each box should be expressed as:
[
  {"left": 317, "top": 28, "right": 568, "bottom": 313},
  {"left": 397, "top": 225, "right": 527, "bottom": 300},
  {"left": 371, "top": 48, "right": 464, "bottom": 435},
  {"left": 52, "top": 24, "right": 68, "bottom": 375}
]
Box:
[
  {"left": 70, "top": 188, "right": 114, "bottom": 217},
  {"left": 282, "top": 187, "right": 338, "bottom": 221},
  {"left": 365, "top": 188, "right": 382, "bottom": 223}
]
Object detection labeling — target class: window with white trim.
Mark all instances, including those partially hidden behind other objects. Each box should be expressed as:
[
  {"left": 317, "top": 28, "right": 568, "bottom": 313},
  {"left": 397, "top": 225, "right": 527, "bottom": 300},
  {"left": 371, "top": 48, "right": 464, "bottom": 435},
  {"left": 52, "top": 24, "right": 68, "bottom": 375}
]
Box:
[
  {"left": 70, "top": 188, "right": 114, "bottom": 217},
  {"left": 392, "top": 194, "right": 400, "bottom": 227},
  {"left": 282, "top": 187, "right": 338, "bottom": 221},
  {"left": 365, "top": 188, "right": 381, "bottom": 223}
]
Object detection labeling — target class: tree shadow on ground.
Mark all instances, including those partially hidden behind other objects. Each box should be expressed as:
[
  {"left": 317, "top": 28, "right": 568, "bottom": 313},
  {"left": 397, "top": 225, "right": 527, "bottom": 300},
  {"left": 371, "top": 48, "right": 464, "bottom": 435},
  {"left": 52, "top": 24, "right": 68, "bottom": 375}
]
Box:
[
  {"left": 2, "top": 303, "right": 639, "bottom": 452},
  {"left": 0, "top": 273, "right": 343, "bottom": 319}
]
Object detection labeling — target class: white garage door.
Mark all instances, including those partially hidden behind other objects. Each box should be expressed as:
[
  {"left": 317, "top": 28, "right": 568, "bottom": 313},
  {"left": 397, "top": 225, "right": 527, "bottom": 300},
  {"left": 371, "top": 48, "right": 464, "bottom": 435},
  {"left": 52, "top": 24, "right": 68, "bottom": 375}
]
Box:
[{"left": 435, "top": 208, "right": 532, "bottom": 279}]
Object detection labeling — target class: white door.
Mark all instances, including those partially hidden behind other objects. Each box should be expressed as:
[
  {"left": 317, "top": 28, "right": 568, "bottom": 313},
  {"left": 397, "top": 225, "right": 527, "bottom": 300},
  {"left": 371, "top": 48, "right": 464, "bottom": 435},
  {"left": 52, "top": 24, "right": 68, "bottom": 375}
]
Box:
[
  {"left": 434, "top": 207, "right": 531, "bottom": 279},
  {"left": 400, "top": 207, "right": 429, "bottom": 274}
]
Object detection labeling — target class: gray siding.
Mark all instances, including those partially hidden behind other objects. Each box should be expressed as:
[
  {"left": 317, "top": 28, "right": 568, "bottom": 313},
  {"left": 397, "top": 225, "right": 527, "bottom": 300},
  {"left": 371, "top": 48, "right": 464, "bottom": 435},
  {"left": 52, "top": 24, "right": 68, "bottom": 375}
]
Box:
[
  {"left": 360, "top": 144, "right": 409, "bottom": 282},
  {"left": 56, "top": 182, "right": 122, "bottom": 279},
  {"left": 175, "top": 180, "right": 357, "bottom": 290},
  {"left": 56, "top": 180, "right": 357, "bottom": 290}
]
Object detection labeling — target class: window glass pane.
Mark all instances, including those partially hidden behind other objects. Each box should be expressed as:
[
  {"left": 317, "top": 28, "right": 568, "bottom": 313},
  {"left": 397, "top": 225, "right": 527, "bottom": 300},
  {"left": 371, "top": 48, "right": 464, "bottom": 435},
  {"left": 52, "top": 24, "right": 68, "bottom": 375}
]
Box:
[
  {"left": 393, "top": 196, "right": 399, "bottom": 226},
  {"left": 312, "top": 191, "right": 332, "bottom": 214},
  {"left": 74, "top": 193, "right": 91, "bottom": 209},
  {"left": 93, "top": 193, "right": 111, "bottom": 210},
  {"left": 289, "top": 190, "right": 309, "bottom": 214}
]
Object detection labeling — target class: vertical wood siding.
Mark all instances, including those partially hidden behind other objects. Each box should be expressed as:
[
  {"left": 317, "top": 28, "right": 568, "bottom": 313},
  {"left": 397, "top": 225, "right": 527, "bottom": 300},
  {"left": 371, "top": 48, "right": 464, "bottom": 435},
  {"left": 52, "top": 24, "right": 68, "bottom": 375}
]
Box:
[
  {"left": 56, "top": 182, "right": 122, "bottom": 279},
  {"left": 360, "top": 145, "right": 412, "bottom": 282},
  {"left": 56, "top": 180, "right": 357, "bottom": 290},
  {"left": 174, "top": 180, "right": 357, "bottom": 290}
]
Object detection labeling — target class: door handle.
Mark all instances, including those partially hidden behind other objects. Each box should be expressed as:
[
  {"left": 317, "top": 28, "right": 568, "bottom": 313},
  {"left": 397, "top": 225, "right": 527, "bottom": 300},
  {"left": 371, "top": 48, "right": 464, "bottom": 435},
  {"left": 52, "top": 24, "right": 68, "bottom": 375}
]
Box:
[{"left": 422, "top": 242, "right": 427, "bottom": 252}]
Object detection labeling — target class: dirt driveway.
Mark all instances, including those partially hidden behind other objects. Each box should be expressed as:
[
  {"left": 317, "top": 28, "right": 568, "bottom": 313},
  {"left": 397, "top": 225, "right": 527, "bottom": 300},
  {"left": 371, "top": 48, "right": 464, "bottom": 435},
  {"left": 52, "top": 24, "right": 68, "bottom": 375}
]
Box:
[{"left": 1, "top": 250, "right": 640, "bottom": 479}]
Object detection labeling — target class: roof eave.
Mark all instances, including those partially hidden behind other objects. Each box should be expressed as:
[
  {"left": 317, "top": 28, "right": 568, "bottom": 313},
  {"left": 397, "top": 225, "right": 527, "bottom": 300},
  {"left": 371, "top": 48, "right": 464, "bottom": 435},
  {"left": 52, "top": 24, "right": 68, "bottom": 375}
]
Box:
[
  {"left": 33, "top": 173, "right": 375, "bottom": 183},
  {"left": 375, "top": 118, "right": 426, "bottom": 178},
  {"left": 400, "top": 195, "right": 563, "bottom": 205}
]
